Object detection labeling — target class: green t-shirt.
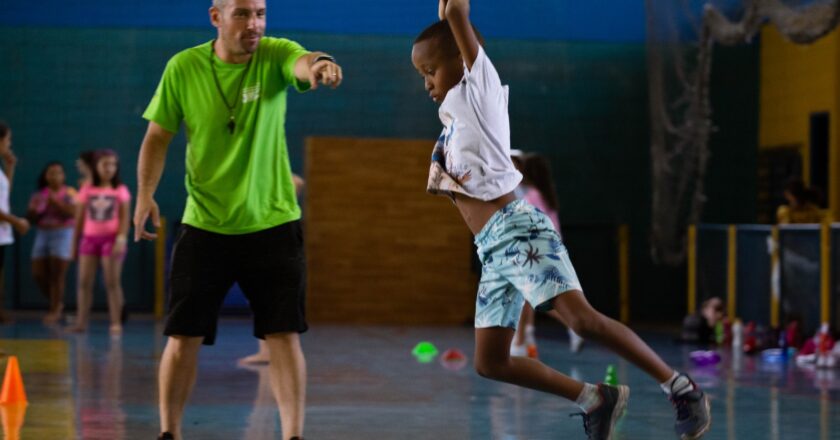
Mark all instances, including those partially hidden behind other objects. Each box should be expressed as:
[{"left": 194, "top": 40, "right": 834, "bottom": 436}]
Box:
[{"left": 143, "top": 37, "right": 309, "bottom": 235}]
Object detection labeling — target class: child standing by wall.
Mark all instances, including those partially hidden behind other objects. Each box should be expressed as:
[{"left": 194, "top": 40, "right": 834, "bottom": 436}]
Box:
[
  {"left": 0, "top": 122, "right": 31, "bottom": 323},
  {"left": 28, "top": 162, "right": 77, "bottom": 324},
  {"left": 68, "top": 150, "right": 131, "bottom": 335},
  {"left": 411, "top": 2, "right": 710, "bottom": 438}
]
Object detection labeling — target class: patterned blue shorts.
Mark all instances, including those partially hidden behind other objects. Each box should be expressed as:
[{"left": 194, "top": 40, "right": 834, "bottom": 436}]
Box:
[{"left": 474, "top": 200, "right": 582, "bottom": 329}]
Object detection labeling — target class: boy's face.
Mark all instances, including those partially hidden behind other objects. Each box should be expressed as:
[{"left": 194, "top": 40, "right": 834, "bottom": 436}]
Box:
[{"left": 411, "top": 40, "right": 464, "bottom": 105}]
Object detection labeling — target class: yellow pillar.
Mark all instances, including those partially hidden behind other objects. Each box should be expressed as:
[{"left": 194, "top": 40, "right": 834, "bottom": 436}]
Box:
[
  {"left": 618, "top": 224, "right": 630, "bottom": 324},
  {"left": 687, "top": 225, "right": 697, "bottom": 315},
  {"left": 154, "top": 217, "right": 168, "bottom": 320},
  {"left": 727, "top": 225, "right": 737, "bottom": 319}
]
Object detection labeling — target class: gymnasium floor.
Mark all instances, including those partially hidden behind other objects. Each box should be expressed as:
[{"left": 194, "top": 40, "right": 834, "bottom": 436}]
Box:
[{"left": 1, "top": 318, "right": 839, "bottom": 439}]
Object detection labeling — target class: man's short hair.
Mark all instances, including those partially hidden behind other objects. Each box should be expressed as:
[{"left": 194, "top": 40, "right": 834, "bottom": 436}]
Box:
[
  {"left": 212, "top": 0, "right": 227, "bottom": 8},
  {"left": 414, "top": 20, "right": 485, "bottom": 58}
]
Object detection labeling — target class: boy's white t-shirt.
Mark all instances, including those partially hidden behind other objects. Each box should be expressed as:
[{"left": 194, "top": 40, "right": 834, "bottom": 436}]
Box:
[
  {"left": 0, "top": 169, "right": 14, "bottom": 246},
  {"left": 427, "top": 46, "right": 522, "bottom": 201}
]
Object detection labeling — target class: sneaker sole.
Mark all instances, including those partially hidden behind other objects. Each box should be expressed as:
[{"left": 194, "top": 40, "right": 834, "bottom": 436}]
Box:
[
  {"left": 680, "top": 396, "right": 711, "bottom": 440},
  {"left": 606, "top": 385, "right": 630, "bottom": 440}
]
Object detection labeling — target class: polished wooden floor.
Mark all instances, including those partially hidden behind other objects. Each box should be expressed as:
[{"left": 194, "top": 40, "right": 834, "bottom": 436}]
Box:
[{"left": 0, "top": 318, "right": 838, "bottom": 439}]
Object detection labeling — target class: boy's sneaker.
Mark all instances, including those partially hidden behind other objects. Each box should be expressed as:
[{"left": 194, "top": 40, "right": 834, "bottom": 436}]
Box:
[
  {"left": 571, "top": 383, "right": 629, "bottom": 440},
  {"left": 670, "top": 375, "right": 711, "bottom": 439},
  {"left": 157, "top": 433, "right": 174, "bottom": 440}
]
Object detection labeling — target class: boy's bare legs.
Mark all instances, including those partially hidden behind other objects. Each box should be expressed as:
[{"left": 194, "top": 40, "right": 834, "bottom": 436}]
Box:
[
  {"left": 159, "top": 336, "right": 203, "bottom": 439},
  {"left": 475, "top": 327, "right": 583, "bottom": 399},
  {"left": 475, "top": 325, "right": 629, "bottom": 438},
  {"left": 549, "top": 290, "right": 673, "bottom": 382},
  {"left": 550, "top": 290, "right": 711, "bottom": 438}
]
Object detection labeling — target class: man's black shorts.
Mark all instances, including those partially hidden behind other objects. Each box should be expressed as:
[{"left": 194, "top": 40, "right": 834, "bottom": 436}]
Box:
[{"left": 164, "top": 221, "right": 307, "bottom": 345}]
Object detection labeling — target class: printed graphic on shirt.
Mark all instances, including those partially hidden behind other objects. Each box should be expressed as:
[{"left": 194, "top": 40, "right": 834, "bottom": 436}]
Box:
[
  {"left": 242, "top": 83, "right": 261, "bottom": 104},
  {"left": 88, "top": 195, "right": 117, "bottom": 222},
  {"left": 428, "top": 122, "right": 475, "bottom": 197}
]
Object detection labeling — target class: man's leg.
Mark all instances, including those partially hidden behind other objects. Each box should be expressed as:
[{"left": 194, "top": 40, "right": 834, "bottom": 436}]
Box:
[
  {"left": 237, "top": 221, "right": 308, "bottom": 439},
  {"left": 159, "top": 335, "right": 203, "bottom": 439},
  {"left": 264, "top": 332, "right": 306, "bottom": 440}
]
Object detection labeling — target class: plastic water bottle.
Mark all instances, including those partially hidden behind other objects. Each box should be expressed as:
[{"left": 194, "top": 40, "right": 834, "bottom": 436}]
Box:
[
  {"left": 731, "top": 319, "right": 743, "bottom": 353},
  {"left": 817, "top": 323, "right": 833, "bottom": 368}
]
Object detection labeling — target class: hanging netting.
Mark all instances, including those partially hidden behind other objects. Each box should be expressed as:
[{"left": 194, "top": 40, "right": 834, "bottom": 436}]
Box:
[{"left": 646, "top": 0, "right": 840, "bottom": 266}]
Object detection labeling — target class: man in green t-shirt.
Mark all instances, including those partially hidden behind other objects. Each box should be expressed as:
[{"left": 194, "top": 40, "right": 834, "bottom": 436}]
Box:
[{"left": 134, "top": 1, "right": 342, "bottom": 439}]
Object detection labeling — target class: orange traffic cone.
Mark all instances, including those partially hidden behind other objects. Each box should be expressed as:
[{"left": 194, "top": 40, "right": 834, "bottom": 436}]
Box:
[
  {"left": 0, "top": 403, "right": 26, "bottom": 440},
  {"left": 0, "top": 356, "right": 27, "bottom": 405}
]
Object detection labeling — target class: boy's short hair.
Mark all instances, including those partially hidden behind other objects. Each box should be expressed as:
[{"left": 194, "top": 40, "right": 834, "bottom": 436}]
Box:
[
  {"left": 0, "top": 121, "right": 8, "bottom": 139},
  {"left": 414, "top": 20, "right": 485, "bottom": 58}
]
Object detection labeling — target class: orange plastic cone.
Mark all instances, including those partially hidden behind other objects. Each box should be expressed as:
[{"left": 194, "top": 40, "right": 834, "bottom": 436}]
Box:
[
  {"left": 0, "top": 403, "right": 26, "bottom": 440},
  {"left": 0, "top": 356, "right": 27, "bottom": 405}
]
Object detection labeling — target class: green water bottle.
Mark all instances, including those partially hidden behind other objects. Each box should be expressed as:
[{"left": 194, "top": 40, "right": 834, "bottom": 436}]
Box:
[{"left": 715, "top": 321, "right": 724, "bottom": 345}]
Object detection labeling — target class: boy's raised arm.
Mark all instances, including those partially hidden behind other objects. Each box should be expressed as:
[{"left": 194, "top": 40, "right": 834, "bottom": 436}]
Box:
[{"left": 440, "top": 0, "right": 480, "bottom": 70}]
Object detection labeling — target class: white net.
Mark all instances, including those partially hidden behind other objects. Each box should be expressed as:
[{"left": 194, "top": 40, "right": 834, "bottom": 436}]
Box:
[{"left": 646, "top": 0, "right": 839, "bottom": 265}]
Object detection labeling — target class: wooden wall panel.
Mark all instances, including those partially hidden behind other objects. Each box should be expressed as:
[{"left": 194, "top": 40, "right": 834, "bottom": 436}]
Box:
[{"left": 305, "top": 137, "right": 477, "bottom": 324}]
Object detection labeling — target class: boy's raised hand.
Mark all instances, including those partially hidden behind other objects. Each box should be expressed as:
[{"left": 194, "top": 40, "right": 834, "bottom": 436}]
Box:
[
  {"left": 440, "top": 0, "right": 469, "bottom": 20},
  {"left": 438, "top": 0, "right": 478, "bottom": 69}
]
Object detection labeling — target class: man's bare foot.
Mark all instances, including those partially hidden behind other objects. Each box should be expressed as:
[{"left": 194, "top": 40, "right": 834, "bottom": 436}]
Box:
[
  {"left": 109, "top": 325, "right": 123, "bottom": 336},
  {"left": 238, "top": 351, "right": 270, "bottom": 366}
]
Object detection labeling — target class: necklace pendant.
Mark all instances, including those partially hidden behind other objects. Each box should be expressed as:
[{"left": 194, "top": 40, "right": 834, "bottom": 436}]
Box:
[{"left": 227, "top": 118, "right": 235, "bottom": 134}]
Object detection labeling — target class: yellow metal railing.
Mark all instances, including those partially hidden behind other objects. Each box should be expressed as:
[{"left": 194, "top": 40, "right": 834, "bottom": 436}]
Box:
[
  {"left": 689, "top": 222, "right": 835, "bottom": 327},
  {"left": 154, "top": 217, "right": 167, "bottom": 320},
  {"left": 727, "top": 225, "right": 737, "bottom": 320},
  {"left": 687, "top": 225, "right": 697, "bottom": 315}
]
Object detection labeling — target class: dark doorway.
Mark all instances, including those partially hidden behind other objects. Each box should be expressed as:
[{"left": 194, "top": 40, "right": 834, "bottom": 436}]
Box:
[
  {"left": 810, "top": 112, "right": 829, "bottom": 208},
  {"left": 757, "top": 146, "right": 802, "bottom": 223}
]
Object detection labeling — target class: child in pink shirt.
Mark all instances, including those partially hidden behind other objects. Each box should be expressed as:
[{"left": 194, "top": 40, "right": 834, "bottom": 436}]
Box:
[
  {"left": 28, "top": 162, "right": 77, "bottom": 324},
  {"left": 69, "top": 150, "right": 131, "bottom": 335}
]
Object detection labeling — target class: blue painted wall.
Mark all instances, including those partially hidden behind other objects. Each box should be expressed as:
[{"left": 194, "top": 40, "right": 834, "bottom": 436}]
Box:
[
  {"left": 0, "top": 1, "right": 760, "bottom": 322},
  {"left": 3, "top": 0, "right": 646, "bottom": 41}
]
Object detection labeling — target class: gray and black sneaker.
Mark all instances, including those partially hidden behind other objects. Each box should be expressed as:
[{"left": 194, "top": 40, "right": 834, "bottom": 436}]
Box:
[
  {"left": 571, "top": 383, "right": 630, "bottom": 440},
  {"left": 157, "top": 433, "right": 174, "bottom": 440},
  {"left": 670, "top": 375, "right": 711, "bottom": 439}
]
